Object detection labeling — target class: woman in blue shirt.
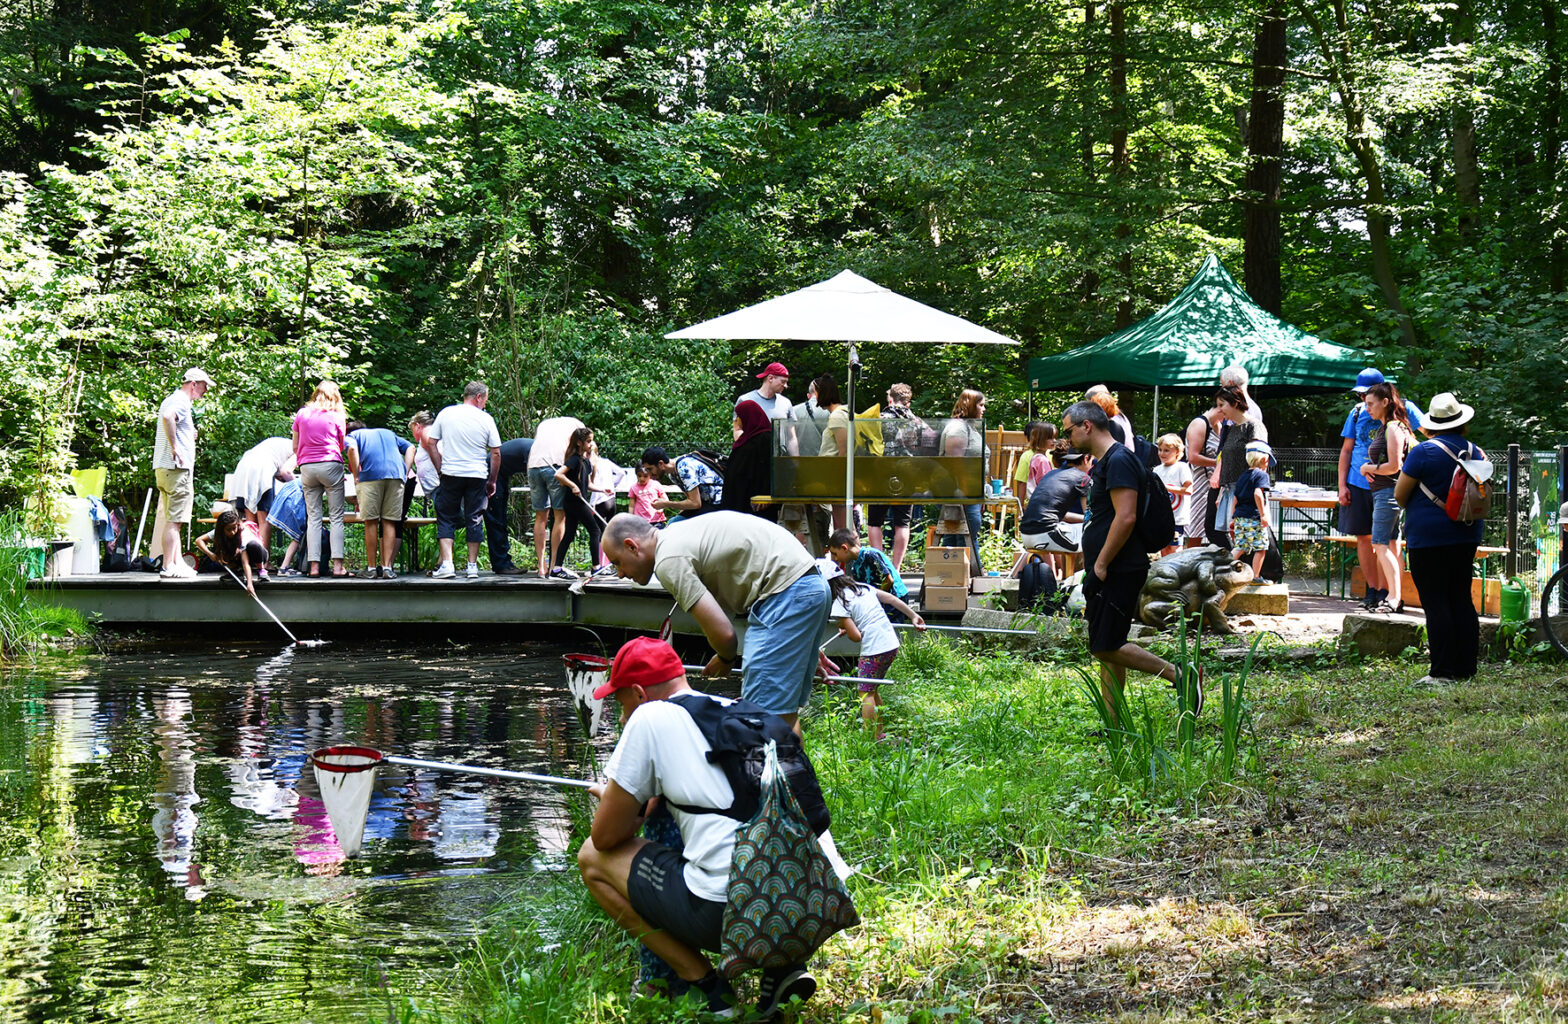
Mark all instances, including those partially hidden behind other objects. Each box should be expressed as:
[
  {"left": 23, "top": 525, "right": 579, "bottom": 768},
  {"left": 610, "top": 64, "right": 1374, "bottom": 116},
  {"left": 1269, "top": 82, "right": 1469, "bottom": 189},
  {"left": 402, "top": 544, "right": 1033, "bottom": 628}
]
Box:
[{"left": 1395, "top": 392, "right": 1487, "bottom": 684}]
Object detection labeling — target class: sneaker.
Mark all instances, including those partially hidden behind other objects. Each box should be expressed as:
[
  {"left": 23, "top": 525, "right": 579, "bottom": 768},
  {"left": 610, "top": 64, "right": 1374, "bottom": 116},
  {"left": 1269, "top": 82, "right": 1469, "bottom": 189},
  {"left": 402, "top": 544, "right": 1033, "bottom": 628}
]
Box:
[
  {"left": 466, "top": 562, "right": 479, "bottom": 579},
  {"left": 691, "top": 973, "right": 739, "bottom": 1019},
  {"left": 359, "top": 567, "right": 379, "bottom": 579},
  {"left": 548, "top": 566, "right": 579, "bottom": 580},
  {"left": 256, "top": 568, "right": 269, "bottom": 581},
  {"left": 428, "top": 563, "right": 456, "bottom": 579},
  {"left": 279, "top": 567, "right": 303, "bottom": 577},
  {"left": 495, "top": 564, "right": 530, "bottom": 576},
  {"left": 1360, "top": 588, "right": 1385, "bottom": 610},
  {"left": 1415, "top": 674, "right": 1459, "bottom": 687},
  {"left": 756, "top": 966, "right": 816, "bottom": 1019},
  {"left": 1173, "top": 665, "right": 1205, "bottom": 717},
  {"left": 380, "top": 567, "right": 398, "bottom": 580},
  {"left": 160, "top": 561, "right": 196, "bottom": 579}
]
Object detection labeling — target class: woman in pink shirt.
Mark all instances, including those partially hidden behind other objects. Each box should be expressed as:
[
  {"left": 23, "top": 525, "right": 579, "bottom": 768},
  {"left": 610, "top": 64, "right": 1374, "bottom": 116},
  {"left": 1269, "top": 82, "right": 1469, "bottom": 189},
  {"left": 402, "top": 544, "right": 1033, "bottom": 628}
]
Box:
[{"left": 292, "top": 380, "right": 353, "bottom": 577}]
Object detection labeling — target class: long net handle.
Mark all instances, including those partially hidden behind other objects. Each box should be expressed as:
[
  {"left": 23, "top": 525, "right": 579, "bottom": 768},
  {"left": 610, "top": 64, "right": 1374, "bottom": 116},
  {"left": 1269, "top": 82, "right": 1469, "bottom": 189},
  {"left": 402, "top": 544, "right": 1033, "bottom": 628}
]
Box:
[{"left": 383, "top": 755, "right": 594, "bottom": 789}]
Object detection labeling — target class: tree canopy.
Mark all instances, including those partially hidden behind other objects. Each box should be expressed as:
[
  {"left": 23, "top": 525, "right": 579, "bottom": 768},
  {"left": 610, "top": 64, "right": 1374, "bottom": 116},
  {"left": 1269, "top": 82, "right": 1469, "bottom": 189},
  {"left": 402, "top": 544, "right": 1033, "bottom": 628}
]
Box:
[{"left": 1, "top": 0, "right": 1563, "bottom": 518}]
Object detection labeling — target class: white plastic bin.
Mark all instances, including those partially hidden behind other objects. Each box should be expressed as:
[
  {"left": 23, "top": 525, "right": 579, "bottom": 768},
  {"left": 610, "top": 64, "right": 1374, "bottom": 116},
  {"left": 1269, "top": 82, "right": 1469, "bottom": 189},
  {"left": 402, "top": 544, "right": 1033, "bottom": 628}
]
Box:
[{"left": 62, "top": 497, "right": 100, "bottom": 575}]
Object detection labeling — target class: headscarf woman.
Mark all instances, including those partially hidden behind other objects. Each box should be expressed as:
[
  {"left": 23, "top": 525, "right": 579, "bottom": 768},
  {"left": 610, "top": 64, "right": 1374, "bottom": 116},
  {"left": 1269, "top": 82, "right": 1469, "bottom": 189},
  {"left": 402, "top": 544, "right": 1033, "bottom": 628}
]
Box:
[
  {"left": 940, "top": 388, "right": 988, "bottom": 577},
  {"left": 721, "top": 399, "right": 779, "bottom": 522}
]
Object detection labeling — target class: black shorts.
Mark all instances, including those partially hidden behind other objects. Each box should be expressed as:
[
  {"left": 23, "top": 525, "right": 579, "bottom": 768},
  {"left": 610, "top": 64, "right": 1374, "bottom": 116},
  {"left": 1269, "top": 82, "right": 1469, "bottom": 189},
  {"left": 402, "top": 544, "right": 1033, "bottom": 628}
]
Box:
[
  {"left": 1084, "top": 566, "right": 1148, "bottom": 654},
  {"left": 868, "top": 504, "right": 913, "bottom": 530},
  {"left": 627, "top": 841, "right": 726, "bottom": 954},
  {"left": 1338, "top": 485, "right": 1373, "bottom": 536}
]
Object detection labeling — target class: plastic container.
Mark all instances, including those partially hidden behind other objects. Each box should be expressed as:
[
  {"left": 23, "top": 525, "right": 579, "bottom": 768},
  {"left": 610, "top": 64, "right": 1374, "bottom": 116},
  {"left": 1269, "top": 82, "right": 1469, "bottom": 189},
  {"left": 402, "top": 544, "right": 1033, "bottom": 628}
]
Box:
[
  {"left": 62, "top": 497, "right": 100, "bottom": 574},
  {"left": 1499, "top": 576, "right": 1530, "bottom": 622}
]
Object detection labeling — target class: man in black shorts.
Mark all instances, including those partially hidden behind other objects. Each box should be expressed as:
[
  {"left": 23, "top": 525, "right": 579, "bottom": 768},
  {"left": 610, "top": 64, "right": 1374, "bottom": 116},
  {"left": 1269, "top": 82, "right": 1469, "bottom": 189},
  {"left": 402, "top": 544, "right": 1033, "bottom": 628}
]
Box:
[
  {"left": 577, "top": 637, "right": 820, "bottom": 1019},
  {"left": 1062, "top": 401, "right": 1200, "bottom": 719}
]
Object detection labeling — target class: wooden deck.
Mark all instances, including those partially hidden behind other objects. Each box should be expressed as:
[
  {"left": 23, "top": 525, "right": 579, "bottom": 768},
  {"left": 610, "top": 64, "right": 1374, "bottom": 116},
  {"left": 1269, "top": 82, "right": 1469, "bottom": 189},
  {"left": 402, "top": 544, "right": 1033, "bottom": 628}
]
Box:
[{"left": 29, "top": 571, "right": 709, "bottom": 638}]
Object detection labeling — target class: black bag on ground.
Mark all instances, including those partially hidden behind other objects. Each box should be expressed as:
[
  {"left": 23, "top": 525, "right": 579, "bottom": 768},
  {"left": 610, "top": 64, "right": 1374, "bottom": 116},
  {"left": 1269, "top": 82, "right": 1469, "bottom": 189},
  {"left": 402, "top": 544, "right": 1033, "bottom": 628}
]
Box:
[
  {"left": 132, "top": 554, "right": 163, "bottom": 574},
  {"left": 1018, "top": 556, "right": 1057, "bottom": 612},
  {"left": 663, "top": 693, "right": 831, "bottom": 835}
]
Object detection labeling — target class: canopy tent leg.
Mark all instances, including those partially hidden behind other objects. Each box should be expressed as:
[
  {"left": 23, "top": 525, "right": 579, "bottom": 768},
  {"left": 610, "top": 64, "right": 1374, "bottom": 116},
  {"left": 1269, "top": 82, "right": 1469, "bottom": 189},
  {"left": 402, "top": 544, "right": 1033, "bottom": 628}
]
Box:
[
  {"left": 1153, "top": 385, "right": 1160, "bottom": 438},
  {"left": 844, "top": 342, "right": 858, "bottom": 526}
]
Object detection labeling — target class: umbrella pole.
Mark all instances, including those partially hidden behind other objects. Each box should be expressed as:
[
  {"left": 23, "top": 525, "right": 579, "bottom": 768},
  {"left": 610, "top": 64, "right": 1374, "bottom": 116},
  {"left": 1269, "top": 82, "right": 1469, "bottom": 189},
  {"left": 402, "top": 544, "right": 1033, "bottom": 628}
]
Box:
[
  {"left": 844, "top": 342, "right": 857, "bottom": 532},
  {"left": 1153, "top": 384, "right": 1160, "bottom": 437}
]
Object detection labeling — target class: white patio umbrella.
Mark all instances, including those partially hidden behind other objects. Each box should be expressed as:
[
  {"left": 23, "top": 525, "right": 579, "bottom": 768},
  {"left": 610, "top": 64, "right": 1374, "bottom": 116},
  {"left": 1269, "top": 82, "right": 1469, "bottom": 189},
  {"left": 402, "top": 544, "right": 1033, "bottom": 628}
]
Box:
[{"left": 665, "top": 270, "right": 1019, "bottom": 511}]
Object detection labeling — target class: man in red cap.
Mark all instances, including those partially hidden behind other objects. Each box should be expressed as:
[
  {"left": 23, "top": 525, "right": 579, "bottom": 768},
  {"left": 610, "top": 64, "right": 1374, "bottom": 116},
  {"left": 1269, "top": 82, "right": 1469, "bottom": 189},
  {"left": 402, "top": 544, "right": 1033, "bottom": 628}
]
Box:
[
  {"left": 578, "top": 636, "right": 819, "bottom": 1018},
  {"left": 737, "top": 362, "right": 793, "bottom": 424}
]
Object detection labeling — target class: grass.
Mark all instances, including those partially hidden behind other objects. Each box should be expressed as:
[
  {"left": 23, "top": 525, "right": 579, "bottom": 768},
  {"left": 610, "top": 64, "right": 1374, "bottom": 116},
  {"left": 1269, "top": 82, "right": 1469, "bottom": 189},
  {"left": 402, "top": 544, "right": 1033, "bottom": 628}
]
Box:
[
  {"left": 399, "top": 637, "right": 1568, "bottom": 1023},
  {"left": 0, "top": 509, "right": 90, "bottom": 661}
]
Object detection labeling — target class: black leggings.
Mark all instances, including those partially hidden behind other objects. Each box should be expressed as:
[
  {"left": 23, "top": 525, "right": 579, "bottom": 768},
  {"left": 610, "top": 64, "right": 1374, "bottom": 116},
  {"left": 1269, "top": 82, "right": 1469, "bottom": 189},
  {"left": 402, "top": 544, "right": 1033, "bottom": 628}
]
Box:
[
  {"left": 1407, "top": 543, "right": 1480, "bottom": 679},
  {"left": 553, "top": 496, "right": 603, "bottom": 568}
]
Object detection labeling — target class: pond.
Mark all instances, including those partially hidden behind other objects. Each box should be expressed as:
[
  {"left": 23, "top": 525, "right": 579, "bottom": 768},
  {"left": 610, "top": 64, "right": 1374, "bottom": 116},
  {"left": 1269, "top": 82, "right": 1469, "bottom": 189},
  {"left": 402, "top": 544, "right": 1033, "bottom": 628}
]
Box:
[{"left": 0, "top": 638, "right": 618, "bottom": 1023}]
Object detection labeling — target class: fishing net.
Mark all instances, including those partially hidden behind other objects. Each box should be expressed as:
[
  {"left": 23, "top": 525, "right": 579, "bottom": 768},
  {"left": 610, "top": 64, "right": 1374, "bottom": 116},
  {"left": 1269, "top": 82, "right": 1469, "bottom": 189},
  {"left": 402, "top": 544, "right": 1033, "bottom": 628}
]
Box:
[
  {"left": 562, "top": 654, "right": 610, "bottom": 737},
  {"left": 310, "top": 746, "right": 383, "bottom": 858}
]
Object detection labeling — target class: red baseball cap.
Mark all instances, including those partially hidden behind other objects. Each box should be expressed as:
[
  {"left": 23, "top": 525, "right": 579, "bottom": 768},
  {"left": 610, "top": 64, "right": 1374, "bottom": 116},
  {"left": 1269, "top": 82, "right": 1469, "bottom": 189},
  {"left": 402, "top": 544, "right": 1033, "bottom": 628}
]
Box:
[
  {"left": 593, "top": 637, "right": 687, "bottom": 699},
  {"left": 756, "top": 362, "right": 789, "bottom": 379}
]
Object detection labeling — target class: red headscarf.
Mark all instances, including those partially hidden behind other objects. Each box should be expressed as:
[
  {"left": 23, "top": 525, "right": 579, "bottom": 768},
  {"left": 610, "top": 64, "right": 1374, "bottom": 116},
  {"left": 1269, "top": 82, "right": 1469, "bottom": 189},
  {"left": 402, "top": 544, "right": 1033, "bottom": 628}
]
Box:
[{"left": 733, "top": 399, "right": 773, "bottom": 451}]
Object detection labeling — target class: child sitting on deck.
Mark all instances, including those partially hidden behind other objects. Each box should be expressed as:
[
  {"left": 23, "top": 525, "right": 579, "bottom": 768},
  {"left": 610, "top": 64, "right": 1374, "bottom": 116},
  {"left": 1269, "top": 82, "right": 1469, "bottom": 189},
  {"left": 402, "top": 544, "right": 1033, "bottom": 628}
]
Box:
[
  {"left": 820, "top": 547, "right": 924, "bottom": 740},
  {"left": 194, "top": 508, "right": 269, "bottom": 594}
]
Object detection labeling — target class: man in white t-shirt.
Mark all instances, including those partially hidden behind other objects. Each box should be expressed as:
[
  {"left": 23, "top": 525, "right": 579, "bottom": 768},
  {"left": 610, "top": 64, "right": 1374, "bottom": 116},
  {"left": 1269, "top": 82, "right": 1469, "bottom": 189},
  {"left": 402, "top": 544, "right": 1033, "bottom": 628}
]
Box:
[
  {"left": 152, "top": 367, "right": 214, "bottom": 579},
  {"left": 577, "top": 637, "right": 820, "bottom": 1018},
  {"left": 601, "top": 510, "right": 830, "bottom": 730},
  {"left": 527, "top": 415, "right": 586, "bottom": 578},
  {"left": 421, "top": 381, "right": 501, "bottom": 579}
]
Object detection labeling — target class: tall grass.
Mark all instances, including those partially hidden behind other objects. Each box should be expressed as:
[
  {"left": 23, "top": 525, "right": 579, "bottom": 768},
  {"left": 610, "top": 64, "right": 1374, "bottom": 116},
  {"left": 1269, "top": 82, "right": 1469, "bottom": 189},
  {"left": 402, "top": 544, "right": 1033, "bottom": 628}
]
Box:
[
  {"left": 0, "top": 508, "right": 89, "bottom": 661},
  {"left": 1077, "top": 615, "right": 1264, "bottom": 804}
]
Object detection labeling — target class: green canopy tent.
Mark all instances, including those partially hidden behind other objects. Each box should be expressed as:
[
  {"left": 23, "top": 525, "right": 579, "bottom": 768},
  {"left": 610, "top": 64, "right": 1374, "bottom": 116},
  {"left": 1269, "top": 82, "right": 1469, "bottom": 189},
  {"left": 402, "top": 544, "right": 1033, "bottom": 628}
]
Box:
[{"left": 1028, "top": 254, "right": 1381, "bottom": 432}]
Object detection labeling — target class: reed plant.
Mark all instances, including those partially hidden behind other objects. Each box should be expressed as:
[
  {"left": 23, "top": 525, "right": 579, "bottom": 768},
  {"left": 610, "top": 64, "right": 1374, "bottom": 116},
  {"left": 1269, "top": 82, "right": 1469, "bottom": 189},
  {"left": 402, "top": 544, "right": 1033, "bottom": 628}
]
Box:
[{"left": 0, "top": 508, "right": 89, "bottom": 661}]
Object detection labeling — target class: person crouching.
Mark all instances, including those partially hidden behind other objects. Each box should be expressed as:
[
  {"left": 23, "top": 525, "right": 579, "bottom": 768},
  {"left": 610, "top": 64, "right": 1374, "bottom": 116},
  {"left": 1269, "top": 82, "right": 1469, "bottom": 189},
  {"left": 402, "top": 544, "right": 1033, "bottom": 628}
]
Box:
[{"left": 577, "top": 637, "right": 821, "bottom": 1019}]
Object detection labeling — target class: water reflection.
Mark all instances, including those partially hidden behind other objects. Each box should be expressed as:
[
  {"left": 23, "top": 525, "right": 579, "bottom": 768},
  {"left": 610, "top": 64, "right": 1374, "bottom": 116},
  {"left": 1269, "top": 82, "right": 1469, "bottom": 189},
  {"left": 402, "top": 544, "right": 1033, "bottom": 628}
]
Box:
[{"left": 0, "top": 639, "right": 606, "bottom": 1023}]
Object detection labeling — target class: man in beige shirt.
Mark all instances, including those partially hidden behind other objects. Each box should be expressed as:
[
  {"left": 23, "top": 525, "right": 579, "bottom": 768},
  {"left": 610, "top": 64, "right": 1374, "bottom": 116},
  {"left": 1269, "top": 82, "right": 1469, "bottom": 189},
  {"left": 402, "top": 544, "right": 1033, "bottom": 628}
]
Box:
[{"left": 601, "top": 511, "right": 830, "bottom": 730}]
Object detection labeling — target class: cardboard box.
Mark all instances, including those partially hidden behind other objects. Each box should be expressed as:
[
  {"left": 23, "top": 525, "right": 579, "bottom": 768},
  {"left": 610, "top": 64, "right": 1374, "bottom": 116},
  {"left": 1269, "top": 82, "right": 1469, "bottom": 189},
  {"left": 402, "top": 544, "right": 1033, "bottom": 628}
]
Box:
[
  {"left": 924, "top": 561, "right": 970, "bottom": 587},
  {"left": 922, "top": 585, "right": 970, "bottom": 615}
]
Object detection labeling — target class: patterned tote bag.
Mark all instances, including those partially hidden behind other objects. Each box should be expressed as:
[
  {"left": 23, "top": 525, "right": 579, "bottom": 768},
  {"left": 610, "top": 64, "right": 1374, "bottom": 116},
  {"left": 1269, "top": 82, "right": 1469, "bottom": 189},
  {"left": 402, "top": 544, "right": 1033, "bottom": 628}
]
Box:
[{"left": 718, "top": 741, "right": 860, "bottom": 978}]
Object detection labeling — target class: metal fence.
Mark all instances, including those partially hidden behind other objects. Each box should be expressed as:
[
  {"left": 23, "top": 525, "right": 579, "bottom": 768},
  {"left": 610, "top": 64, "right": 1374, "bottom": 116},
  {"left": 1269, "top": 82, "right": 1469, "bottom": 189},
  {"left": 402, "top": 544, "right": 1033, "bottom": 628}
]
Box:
[{"left": 1269, "top": 446, "right": 1566, "bottom": 604}]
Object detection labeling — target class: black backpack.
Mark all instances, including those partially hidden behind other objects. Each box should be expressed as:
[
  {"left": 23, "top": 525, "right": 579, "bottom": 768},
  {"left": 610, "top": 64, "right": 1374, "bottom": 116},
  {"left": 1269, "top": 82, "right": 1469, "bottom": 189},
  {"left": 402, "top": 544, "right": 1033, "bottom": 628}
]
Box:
[
  {"left": 1018, "top": 556, "right": 1058, "bottom": 612},
  {"left": 1132, "top": 434, "right": 1162, "bottom": 470},
  {"left": 662, "top": 693, "right": 831, "bottom": 835},
  {"left": 102, "top": 505, "right": 132, "bottom": 572},
  {"left": 1136, "top": 460, "right": 1177, "bottom": 553}
]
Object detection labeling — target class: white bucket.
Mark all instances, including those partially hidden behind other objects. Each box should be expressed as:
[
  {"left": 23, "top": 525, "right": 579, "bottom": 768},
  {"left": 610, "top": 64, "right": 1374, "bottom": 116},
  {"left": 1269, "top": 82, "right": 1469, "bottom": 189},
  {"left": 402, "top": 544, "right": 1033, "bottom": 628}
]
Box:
[
  {"left": 562, "top": 654, "right": 610, "bottom": 737},
  {"left": 309, "top": 746, "right": 383, "bottom": 858}
]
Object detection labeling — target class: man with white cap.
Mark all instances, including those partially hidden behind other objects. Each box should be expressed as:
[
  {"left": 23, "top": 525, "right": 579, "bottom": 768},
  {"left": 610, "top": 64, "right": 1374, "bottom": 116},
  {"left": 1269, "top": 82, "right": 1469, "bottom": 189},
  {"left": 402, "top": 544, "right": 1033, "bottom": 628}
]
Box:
[
  {"left": 577, "top": 636, "right": 823, "bottom": 1018},
  {"left": 152, "top": 368, "right": 213, "bottom": 579},
  {"left": 1337, "top": 368, "right": 1425, "bottom": 609}
]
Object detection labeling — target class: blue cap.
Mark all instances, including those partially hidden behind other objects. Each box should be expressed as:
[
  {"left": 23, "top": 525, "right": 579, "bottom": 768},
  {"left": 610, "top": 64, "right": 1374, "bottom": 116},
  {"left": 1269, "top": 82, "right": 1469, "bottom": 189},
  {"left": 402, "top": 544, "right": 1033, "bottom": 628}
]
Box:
[{"left": 1351, "top": 367, "right": 1385, "bottom": 393}]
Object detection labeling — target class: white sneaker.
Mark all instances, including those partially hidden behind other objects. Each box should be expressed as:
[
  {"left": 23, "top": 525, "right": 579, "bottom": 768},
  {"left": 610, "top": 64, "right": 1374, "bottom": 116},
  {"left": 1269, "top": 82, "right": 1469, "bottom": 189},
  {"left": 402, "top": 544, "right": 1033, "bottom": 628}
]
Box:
[
  {"left": 429, "top": 563, "right": 456, "bottom": 579},
  {"left": 466, "top": 562, "right": 479, "bottom": 579},
  {"left": 160, "top": 561, "right": 196, "bottom": 579}
]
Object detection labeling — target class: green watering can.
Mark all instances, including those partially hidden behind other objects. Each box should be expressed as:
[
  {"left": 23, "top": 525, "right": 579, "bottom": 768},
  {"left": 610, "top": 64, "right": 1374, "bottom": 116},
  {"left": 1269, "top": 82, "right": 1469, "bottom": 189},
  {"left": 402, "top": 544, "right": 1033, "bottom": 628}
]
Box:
[{"left": 1499, "top": 576, "right": 1530, "bottom": 622}]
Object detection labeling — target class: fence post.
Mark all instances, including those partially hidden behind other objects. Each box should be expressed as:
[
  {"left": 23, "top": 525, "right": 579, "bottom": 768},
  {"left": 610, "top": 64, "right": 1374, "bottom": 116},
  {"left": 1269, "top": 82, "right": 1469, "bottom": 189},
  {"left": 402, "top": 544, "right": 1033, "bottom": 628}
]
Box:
[
  {"left": 1560, "top": 446, "right": 1568, "bottom": 506},
  {"left": 1506, "top": 444, "right": 1520, "bottom": 578}
]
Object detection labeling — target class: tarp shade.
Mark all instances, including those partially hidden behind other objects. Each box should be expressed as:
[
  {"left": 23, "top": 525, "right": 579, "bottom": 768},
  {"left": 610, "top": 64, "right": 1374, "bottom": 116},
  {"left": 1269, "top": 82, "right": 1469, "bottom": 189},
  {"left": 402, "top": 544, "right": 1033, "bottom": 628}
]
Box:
[{"left": 1028, "top": 255, "right": 1382, "bottom": 397}]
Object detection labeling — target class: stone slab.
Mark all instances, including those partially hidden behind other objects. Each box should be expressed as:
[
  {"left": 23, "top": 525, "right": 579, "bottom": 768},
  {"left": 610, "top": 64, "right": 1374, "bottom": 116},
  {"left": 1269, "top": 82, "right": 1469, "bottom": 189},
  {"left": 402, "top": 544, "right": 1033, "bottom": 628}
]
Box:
[{"left": 1224, "top": 583, "right": 1289, "bottom": 616}]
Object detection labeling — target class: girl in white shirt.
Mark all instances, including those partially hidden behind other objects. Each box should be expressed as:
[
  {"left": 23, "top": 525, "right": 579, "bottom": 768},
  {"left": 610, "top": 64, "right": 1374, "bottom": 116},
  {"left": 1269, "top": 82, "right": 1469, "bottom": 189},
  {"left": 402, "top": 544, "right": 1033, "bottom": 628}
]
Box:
[{"left": 824, "top": 562, "right": 923, "bottom": 740}]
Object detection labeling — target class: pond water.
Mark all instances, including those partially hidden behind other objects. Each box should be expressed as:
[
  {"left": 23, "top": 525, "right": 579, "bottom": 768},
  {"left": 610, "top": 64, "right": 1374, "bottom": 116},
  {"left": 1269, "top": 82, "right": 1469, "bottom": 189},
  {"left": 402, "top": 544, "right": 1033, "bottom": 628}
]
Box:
[{"left": 0, "top": 638, "right": 618, "bottom": 1023}]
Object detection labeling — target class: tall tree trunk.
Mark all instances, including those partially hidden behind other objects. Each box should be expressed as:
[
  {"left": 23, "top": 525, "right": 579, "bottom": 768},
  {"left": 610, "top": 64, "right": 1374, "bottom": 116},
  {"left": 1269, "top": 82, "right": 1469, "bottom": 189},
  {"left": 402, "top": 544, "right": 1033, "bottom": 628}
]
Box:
[
  {"left": 1243, "top": 0, "right": 1286, "bottom": 314},
  {"left": 1080, "top": 1, "right": 1101, "bottom": 306},
  {"left": 1299, "top": 0, "right": 1420, "bottom": 347},
  {"left": 1450, "top": 0, "right": 1480, "bottom": 247},
  {"left": 1543, "top": 0, "right": 1564, "bottom": 291},
  {"left": 1111, "top": 0, "right": 1133, "bottom": 328}
]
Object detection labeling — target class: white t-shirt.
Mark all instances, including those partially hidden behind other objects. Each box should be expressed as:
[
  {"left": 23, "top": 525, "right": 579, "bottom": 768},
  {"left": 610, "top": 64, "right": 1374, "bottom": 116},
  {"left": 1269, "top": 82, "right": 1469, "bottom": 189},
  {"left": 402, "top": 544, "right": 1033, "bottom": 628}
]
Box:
[
  {"left": 414, "top": 445, "right": 440, "bottom": 493},
  {"left": 736, "top": 389, "right": 794, "bottom": 421},
  {"left": 604, "top": 695, "right": 739, "bottom": 901},
  {"left": 830, "top": 580, "right": 899, "bottom": 658},
  {"left": 527, "top": 417, "right": 585, "bottom": 470},
  {"left": 1154, "top": 461, "right": 1195, "bottom": 526},
  {"left": 428, "top": 403, "right": 502, "bottom": 480},
  {"left": 153, "top": 389, "right": 196, "bottom": 470}
]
